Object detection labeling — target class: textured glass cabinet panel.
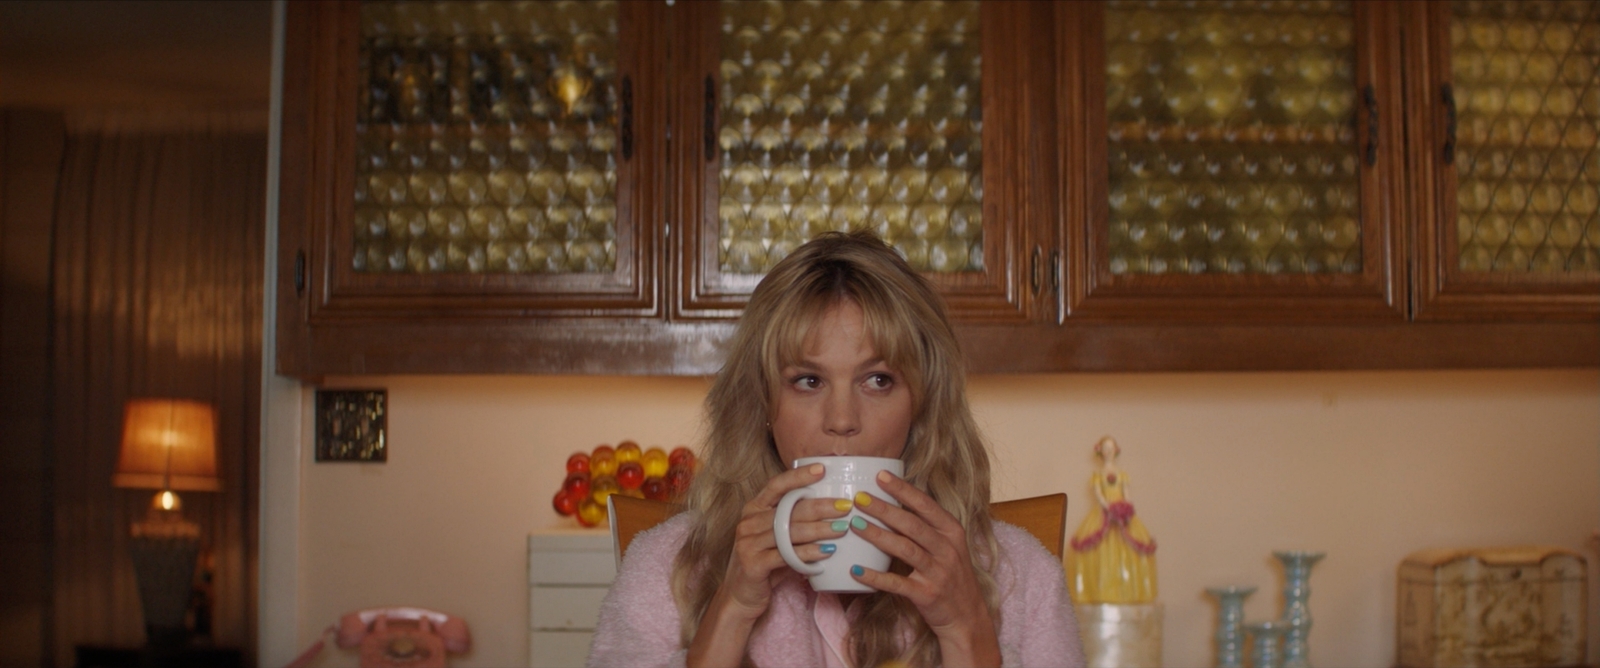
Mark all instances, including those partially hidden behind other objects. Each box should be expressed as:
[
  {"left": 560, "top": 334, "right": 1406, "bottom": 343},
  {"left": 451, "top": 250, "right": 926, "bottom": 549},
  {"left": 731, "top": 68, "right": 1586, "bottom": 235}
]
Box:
[
  {"left": 716, "top": 0, "right": 985, "bottom": 274},
  {"left": 1450, "top": 0, "right": 1600, "bottom": 273},
  {"left": 1104, "top": 0, "right": 1363, "bottom": 276},
  {"left": 352, "top": 1, "right": 620, "bottom": 275}
]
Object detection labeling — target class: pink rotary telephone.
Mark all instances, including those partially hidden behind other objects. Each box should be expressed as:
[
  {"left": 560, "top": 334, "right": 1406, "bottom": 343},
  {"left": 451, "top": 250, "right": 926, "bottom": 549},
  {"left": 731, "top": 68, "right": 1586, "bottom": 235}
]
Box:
[{"left": 286, "top": 607, "right": 470, "bottom": 668}]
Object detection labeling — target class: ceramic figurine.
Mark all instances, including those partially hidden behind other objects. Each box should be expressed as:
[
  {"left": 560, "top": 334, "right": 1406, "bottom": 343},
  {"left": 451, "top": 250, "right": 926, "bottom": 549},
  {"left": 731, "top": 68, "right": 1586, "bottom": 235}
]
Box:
[
  {"left": 1069, "top": 437, "right": 1158, "bottom": 604},
  {"left": 1273, "top": 551, "right": 1324, "bottom": 668},
  {"left": 1206, "top": 586, "right": 1256, "bottom": 668}
]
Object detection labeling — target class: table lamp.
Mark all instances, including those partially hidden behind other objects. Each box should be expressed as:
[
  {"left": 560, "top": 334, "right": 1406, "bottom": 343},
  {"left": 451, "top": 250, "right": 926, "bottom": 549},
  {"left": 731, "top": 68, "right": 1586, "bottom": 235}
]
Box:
[{"left": 112, "top": 398, "right": 221, "bottom": 647}]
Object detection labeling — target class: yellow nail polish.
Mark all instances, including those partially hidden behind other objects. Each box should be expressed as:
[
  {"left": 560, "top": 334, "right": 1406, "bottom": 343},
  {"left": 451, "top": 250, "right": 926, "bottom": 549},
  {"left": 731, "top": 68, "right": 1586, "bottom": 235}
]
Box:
[
  {"left": 854, "top": 491, "right": 872, "bottom": 507},
  {"left": 833, "top": 499, "right": 852, "bottom": 512}
]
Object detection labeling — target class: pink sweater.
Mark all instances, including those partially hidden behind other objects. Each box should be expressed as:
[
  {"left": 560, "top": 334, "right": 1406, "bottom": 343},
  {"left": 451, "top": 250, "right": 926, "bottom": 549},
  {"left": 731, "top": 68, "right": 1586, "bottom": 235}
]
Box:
[{"left": 587, "top": 514, "right": 1085, "bottom": 668}]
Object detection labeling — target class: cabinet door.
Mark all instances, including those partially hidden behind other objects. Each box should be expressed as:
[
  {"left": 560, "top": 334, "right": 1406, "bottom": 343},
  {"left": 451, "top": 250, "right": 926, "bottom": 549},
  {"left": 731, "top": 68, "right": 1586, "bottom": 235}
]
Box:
[
  {"left": 1063, "top": 0, "right": 1407, "bottom": 322},
  {"left": 1410, "top": 0, "right": 1600, "bottom": 320},
  {"left": 282, "top": 1, "right": 665, "bottom": 325},
  {"left": 672, "top": 1, "right": 1055, "bottom": 323}
]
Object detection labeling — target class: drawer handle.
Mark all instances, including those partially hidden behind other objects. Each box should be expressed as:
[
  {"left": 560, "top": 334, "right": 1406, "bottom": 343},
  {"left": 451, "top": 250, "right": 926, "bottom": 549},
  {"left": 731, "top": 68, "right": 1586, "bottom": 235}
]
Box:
[
  {"left": 621, "top": 76, "right": 634, "bottom": 161},
  {"left": 1363, "top": 84, "right": 1378, "bottom": 166},
  {"left": 704, "top": 75, "right": 716, "bottom": 162},
  {"left": 1441, "top": 83, "right": 1457, "bottom": 165},
  {"left": 1031, "top": 246, "right": 1043, "bottom": 296}
]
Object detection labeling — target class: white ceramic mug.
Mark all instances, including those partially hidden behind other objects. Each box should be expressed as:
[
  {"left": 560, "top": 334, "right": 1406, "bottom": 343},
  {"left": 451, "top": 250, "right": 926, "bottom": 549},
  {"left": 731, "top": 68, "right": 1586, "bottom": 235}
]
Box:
[{"left": 772, "top": 456, "right": 903, "bottom": 593}]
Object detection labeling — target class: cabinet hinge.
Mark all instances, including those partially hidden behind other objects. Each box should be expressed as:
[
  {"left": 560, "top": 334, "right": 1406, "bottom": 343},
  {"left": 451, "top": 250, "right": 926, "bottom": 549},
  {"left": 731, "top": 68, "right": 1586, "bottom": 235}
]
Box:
[{"left": 294, "top": 250, "right": 306, "bottom": 297}]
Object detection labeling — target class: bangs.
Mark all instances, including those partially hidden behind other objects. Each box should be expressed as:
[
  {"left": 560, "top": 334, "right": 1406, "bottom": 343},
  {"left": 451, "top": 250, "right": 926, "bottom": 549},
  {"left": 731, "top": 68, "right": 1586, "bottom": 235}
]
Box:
[{"left": 760, "top": 284, "right": 926, "bottom": 410}]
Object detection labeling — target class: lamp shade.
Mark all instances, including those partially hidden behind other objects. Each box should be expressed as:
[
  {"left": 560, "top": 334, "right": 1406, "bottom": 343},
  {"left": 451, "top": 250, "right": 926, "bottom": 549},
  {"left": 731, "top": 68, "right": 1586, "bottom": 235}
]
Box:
[{"left": 113, "top": 398, "right": 221, "bottom": 492}]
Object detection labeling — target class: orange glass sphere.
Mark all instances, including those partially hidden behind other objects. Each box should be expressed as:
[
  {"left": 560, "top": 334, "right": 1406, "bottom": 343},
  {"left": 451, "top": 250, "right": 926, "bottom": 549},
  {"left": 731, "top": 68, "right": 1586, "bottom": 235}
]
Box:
[
  {"left": 590, "top": 474, "right": 620, "bottom": 505},
  {"left": 591, "top": 451, "right": 618, "bottom": 477}
]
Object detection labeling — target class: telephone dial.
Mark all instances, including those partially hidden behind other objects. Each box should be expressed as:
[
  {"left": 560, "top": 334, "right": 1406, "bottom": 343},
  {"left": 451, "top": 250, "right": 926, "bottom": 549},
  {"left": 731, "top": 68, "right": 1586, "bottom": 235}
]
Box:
[{"left": 286, "top": 607, "right": 470, "bottom": 668}]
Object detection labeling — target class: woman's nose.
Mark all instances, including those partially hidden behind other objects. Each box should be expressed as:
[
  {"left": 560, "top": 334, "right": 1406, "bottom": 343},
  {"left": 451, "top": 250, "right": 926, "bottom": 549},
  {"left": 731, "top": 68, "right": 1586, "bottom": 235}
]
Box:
[{"left": 823, "top": 389, "right": 861, "bottom": 437}]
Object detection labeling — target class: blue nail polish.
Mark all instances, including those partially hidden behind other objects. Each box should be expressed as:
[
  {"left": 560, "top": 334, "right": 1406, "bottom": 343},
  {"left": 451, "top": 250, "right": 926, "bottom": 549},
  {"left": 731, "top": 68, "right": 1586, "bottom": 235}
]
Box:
[
  {"left": 830, "top": 519, "right": 849, "bottom": 532},
  {"left": 819, "top": 543, "right": 836, "bottom": 555},
  {"left": 850, "top": 516, "right": 868, "bottom": 530},
  {"left": 851, "top": 565, "right": 865, "bottom": 577}
]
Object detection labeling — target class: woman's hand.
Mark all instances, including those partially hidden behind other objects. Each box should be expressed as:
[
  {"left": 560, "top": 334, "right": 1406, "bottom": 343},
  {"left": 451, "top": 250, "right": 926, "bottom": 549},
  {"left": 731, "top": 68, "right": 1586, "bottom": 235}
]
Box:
[
  {"left": 848, "top": 471, "right": 1002, "bottom": 668},
  {"left": 687, "top": 463, "right": 850, "bottom": 667}
]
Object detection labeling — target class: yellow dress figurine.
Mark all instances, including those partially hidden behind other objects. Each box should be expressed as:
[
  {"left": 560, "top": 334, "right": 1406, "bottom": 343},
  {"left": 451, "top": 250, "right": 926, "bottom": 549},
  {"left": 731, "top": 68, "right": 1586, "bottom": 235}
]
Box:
[{"left": 1069, "top": 436, "right": 1157, "bottom": 604}]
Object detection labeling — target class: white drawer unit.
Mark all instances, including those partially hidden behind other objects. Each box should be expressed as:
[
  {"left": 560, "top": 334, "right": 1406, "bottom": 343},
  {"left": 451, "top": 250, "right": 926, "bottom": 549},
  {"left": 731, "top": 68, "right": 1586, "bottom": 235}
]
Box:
[{"left": 528, "top": 529, "right": 615, "bottom": 668}]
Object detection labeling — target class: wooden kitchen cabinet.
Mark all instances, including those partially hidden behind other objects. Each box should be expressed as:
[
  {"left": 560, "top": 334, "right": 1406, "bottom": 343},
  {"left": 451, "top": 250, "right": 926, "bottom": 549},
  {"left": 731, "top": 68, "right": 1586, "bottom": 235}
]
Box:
[
  {"left": 276, "top": 1, "right": 1596, "bottom": 377},
  {"left": 1406, "top": 0, "right": 1600, "bottom": 320},
  {"left": 669, "top": 0, "right": 1056, "bottom": 323},
  {"left": 277, "top": 1, "right": 676, "bottom": 377},
  {"left": 1060, "top": 0, "right": 1409, "bottom": 322}
]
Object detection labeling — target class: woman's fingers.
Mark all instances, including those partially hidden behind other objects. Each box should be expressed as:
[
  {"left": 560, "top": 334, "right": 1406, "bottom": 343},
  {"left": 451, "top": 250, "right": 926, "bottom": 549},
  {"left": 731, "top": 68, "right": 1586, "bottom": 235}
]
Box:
[
  {"left": 872, "top": 471, "right": 964, "bottom": 536},
  {"left": 850, "top": 478, "right": 964, "bottom": 569},
  {"left": 845, "top": 472, "right": 978, "bottom": 609},
  {"left": 747, "top": 462, "right": 826, "bottom": 510}
]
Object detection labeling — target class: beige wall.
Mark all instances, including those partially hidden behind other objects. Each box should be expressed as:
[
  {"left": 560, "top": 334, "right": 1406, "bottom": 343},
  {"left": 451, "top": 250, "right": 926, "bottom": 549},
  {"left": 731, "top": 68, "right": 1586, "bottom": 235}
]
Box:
[{"left": 282, "top": 369, "right": 1599, "bottom": 667}]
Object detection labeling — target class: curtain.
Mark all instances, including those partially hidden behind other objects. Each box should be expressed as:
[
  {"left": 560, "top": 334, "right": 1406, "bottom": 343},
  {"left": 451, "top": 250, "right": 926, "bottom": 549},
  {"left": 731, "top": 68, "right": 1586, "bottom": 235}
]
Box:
[{"left": 51, "top": 110, "right": 264, "bottom": 666}]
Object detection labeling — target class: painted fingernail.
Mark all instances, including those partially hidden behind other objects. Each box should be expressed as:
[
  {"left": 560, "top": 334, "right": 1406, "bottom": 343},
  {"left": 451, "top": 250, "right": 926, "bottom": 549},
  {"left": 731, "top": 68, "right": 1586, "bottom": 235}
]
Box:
[
  {"left": 877, "top": 470, "right": 892, "bottom": 483},
  {"left": 850, "top": 516, "right": 868, "bottom": 530},
  {"left": 833, "top": 499, "right": 853, "bottom": 512},
  {"left": 819, "top": 543, "right": 837, "bottom": 555},
  {"left": 831, "top": 519, "right": 849, "bottom": 532},
  {"left": 854, "top": 492, "right": 872, "bottom": 507},
  {"left": 851, "top": 565, "right": 865, "bottom": 577},
  {"left": 808, "top": 463, "right": 824, "bottom": 475}
]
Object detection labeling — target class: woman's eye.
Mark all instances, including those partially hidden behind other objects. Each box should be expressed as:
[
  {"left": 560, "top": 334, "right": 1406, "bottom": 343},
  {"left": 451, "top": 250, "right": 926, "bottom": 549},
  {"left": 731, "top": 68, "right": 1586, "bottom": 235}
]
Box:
[
  {"left": 865, "top": 373, "right": 894, "bottom": 390},
  {"left": 792, "top": 375, "right": 821, "bottom": 390}
]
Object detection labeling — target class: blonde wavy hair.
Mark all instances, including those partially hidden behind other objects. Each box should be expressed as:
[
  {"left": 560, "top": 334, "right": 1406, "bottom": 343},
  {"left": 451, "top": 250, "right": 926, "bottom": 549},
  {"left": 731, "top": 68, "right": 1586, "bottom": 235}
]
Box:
[{"left": 672, "top": 232, "right": 998, "bottom": 667}]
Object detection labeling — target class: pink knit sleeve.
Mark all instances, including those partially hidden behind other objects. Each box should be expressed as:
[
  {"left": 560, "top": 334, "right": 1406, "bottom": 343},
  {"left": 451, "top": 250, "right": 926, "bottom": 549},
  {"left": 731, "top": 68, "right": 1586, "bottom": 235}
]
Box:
[
  {"left": 585, "top": 515, "right": 693, "bottom": 668},
  {"left": 992, "top": 521, "right": 1087, "bottom": 668}
]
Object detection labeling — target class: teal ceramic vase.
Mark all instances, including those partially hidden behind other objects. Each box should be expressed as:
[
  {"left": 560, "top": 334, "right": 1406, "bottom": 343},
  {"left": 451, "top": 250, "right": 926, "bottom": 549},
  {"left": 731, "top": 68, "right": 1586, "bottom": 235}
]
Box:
[
  {"left": 1272, "top": 551, "right": 1325, "bottom": 668},
  {"left": 1245, "top": 620, "right": 1286, "bottom": 668},
  {"left": 1206, "top": 586, "right": 1256, "bottom": 668}
]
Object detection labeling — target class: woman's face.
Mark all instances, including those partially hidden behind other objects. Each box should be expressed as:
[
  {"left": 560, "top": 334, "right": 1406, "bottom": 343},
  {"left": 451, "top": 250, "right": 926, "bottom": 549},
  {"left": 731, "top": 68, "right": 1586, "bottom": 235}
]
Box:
[{"left": 771, "top": 299, "right": 914, "bottom": 465}]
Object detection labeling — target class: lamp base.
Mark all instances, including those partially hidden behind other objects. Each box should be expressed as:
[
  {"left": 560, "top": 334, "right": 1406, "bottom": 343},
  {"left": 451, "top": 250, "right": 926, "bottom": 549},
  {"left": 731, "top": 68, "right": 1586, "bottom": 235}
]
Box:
[
  {"left": 128, "top": 519, "right": 201, "bottom": 648},
  {"left": 143, "top": 624, "right": 192, "bottom": 649}
]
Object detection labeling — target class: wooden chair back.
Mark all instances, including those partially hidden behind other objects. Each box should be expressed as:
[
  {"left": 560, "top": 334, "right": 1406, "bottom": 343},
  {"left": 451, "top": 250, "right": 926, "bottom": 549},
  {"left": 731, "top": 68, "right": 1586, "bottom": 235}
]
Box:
[
  {"left": 608, "top": 495, "right": 683, "bottom": 567},
  {"left": 990, "top": 493, "right": 1069, "bottom": 559},
  {"left": 609, "top": 493, "right": 1069, "bottom": 565}
]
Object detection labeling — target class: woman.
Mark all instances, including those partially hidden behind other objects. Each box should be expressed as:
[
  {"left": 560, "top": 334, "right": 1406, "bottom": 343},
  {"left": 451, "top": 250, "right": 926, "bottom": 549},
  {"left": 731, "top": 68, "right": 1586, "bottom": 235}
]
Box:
[
  {"left": 1068, "top": 436, "right": 1157, "bottom": 604},
  {"left": 588, "top": 232, "right": 1083, "bottom": 667}
]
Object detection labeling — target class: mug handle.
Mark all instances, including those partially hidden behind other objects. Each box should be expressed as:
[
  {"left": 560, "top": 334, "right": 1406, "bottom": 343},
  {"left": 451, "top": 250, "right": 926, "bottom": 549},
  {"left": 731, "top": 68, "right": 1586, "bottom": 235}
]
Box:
[{"left": 772, "top": 487, "right": 825, "bottom": 576}]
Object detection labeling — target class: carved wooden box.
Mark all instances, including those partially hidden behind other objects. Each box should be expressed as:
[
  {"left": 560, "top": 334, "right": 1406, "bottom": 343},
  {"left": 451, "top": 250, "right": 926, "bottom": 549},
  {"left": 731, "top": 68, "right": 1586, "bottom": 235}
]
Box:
[{"left": 1397, "top": 546, "right": 1587, "bottom": 668}]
